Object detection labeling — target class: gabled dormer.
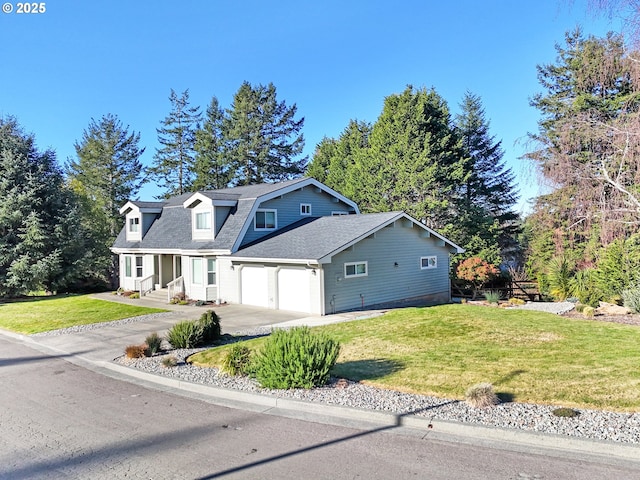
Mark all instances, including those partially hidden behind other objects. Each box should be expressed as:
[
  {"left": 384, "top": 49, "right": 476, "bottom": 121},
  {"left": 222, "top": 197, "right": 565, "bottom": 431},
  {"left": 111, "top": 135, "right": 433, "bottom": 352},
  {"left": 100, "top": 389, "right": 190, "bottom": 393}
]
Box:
[
  {"left": 183, "top": 192, "right": 238, "bottom": 241},
  {"left": 119, "top": 201, "right": 164, "bottom": 242}
]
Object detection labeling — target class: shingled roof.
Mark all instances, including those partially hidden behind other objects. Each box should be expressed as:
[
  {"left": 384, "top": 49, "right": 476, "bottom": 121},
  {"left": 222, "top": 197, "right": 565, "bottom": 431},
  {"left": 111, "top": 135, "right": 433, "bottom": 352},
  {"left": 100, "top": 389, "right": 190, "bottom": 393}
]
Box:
[
  {"left": 231, "top": 211, "right": 463, "bottom": 262},
  {"left": 112, "top": 178, "right": 359, "bottom": 254}
]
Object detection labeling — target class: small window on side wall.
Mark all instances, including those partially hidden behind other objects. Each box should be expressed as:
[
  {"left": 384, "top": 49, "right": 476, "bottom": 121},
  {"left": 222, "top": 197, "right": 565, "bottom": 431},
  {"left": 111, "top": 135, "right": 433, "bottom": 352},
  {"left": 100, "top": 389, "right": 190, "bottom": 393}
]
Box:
[
  {"left": 420, "top": 256, "right": 437, "bottom": 269},
  {"left": 300, "top": 203, "right": 312, "bottom": 215},
  {"left": 255, "top": 209, "right": 276, "bottom": 230},
  {"left": 345, "top": 261, "right": 367, "bottom": 278},
  {"left": 195, "top": 211, "right": 211, "bottom": 230}
]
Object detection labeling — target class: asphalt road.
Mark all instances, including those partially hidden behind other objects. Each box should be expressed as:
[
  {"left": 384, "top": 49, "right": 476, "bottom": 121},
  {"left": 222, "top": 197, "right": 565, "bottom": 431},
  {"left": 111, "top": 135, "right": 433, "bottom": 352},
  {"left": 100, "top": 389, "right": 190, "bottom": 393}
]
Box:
[{"left": 1, "top": 336, "right": 638, "bottom": 480}]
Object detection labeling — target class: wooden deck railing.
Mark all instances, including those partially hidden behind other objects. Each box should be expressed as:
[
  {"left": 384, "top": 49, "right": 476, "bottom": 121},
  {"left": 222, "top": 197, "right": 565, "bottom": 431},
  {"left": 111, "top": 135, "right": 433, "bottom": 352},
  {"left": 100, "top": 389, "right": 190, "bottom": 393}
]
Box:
[
  {"left": 167, "top": 276, "right": 184, "bottom": 303},
  {"left": 137, "top": 274, "right": 156, "bottom": 297}
]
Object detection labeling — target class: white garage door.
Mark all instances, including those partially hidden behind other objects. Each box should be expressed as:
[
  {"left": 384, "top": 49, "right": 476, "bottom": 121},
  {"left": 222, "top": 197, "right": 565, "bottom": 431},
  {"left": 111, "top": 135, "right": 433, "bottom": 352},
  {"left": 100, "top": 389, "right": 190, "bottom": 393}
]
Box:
[
  {"left": 241, "top": 266, "right": 268, "bottom": 307},
  {"left": 278, "top": 268, "right": 311, "bottom": 313}
]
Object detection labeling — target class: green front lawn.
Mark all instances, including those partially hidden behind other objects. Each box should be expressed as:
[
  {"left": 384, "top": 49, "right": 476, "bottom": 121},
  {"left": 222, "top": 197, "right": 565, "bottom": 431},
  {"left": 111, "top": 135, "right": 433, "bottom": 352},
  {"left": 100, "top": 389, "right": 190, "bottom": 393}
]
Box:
[
  {"left": 0, "top": 294, "right": 167, "bottom": 334},
  {"left": 191, "top": 304, "right": 640, "bottom": 412}
]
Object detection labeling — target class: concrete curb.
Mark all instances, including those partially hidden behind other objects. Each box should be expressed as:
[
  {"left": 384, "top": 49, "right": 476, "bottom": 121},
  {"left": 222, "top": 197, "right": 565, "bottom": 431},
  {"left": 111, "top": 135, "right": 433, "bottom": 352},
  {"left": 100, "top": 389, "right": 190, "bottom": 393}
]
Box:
[
  {"left": 2, "top": 327, "right": 639, "bottom": 467},
  {"left": 99, "top": 361, "right": 640, "bottom": 466}
]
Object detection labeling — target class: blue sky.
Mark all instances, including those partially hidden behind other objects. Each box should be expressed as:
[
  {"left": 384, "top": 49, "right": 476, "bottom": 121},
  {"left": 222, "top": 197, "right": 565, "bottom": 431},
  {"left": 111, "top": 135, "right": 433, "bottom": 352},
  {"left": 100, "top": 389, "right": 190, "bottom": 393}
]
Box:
[{"left": 0, "top": 0, "right": 619, "bottom": 213}]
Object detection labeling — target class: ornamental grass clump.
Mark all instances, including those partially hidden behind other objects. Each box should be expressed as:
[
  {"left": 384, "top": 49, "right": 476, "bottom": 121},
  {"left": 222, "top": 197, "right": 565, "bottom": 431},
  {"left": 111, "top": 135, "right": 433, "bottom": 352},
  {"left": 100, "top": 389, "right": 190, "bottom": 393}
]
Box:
[
  {"left": 253, "top": 326, "right": 341, "bottom": 389},
  {"left": 465, "top": 382, "right": 500, "bottom": 408},
  {"left": 145, "top": 332, "right": 162, "bottom": 356},
  {"left": 165, "top": 320, "right": 203, "bottom": 349},
  {"left": 552, "top": 407, "right": 579, "bottom": 418},
  {"left": 221, "top": 343, "right": 253, "bottom": 376},
  {"left": 125, "top": 344, "right": 147, "bottom": 359},
  {"left": 622, "top": 285, "right": 640, "bottom": 314}
]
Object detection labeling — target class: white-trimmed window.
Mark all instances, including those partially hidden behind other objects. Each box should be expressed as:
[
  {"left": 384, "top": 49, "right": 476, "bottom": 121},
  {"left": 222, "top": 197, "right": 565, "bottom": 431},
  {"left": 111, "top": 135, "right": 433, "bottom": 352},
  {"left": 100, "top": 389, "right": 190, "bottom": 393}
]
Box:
[
  {"left": 420, "top": 256, "right": 437, "bottom": 269},
  {"left": 125, "top": 255, "right": 143, "bottom": 277},
  {"left": 255, "top": 209, "right": 277, "bottom": 230},
  {"left": 345, "top": 261, "right": 368, "bottom": 278},
  {"left": 128, "top": 217, "right": 140, "bottom": 232},
  {"left": 207, "top": 258, "right": 216, "bottom": 285},
  {"left": 125, "top": 256, "right": 132, "bottom": 277},
  {"left": 135, "top": 256, "right": 143, "bottom": 277},
  {"left": 300, "top": 203, "right": 312, "bottom": 216},
  {"left": 195, "top": 211, "right": 211, "bottom": 230},
  {"left": 191, "top": 258, "right": 203, "bottom": 285},
  {"left": 332, "top": 211, "right": 349, "bottom": 216}
]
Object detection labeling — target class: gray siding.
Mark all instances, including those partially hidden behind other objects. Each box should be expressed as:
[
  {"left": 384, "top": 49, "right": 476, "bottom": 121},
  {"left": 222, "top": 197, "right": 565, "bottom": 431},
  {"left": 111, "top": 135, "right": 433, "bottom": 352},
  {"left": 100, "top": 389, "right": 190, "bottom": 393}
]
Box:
[
  {"left": 240, "top": 187, "right": 355, "bottom": 247},
  {"left": 323, "top": 223, "right": 451, "bottom": 313}
]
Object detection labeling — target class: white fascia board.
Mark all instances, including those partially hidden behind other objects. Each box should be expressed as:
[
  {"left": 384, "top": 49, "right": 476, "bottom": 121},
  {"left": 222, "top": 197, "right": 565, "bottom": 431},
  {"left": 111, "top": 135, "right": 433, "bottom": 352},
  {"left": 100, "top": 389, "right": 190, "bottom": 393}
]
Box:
[
  {"left": 111, "top": 247, "right": 231, "bottom": 256},
  {"left": 227, "top": 256, "right": 320, "bottom": 266},
  {"left": 183, "top": 192, "right": 210, "bottom": 208},
  {"left": 231, "top": 178, "right": 360, "bottom": 252},
  {"left": 119, "top": 201, "right": 139, "bottom": 215}
]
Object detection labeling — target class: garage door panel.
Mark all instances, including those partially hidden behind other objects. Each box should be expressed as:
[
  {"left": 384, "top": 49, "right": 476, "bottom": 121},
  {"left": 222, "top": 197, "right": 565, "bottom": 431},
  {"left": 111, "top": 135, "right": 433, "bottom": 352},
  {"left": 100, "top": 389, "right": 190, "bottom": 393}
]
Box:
[
  {"left": 241, "top": 266, "right": 268, "bottom": 307},
  {"left": 278, "top": 268, "right": 310, "bottom": 313}
]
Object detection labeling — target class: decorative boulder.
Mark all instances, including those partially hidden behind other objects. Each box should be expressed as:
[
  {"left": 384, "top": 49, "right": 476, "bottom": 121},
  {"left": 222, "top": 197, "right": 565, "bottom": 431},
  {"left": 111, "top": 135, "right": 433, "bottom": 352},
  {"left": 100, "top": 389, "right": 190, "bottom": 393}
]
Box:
[{"left": 597, "top": 302, "right": 632, "bottom": 316}]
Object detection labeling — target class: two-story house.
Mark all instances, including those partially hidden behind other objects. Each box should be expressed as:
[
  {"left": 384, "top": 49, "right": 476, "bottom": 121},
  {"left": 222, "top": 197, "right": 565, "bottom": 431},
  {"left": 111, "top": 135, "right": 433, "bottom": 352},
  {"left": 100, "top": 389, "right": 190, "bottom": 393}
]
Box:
[{"left": 111, "top": 177, "right": 463, "bottom": 314}]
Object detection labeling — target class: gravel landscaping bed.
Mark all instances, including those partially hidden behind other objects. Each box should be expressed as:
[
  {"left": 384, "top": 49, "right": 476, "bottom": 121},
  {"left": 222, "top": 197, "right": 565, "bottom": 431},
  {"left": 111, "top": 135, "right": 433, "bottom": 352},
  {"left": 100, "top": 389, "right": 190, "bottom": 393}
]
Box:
[
  {"left": 31, "top": 312, "right": 176, "bottom": 337},
  {"left": 115, "top": 325, "right": 640, "bottom": 445}
]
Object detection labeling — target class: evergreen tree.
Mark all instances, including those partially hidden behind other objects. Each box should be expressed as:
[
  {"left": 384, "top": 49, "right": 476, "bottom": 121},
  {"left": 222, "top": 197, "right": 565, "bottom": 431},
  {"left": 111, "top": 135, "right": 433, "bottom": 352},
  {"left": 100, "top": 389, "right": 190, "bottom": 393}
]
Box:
[
  {"left": 193, "top": 97, "right": 232, "bottom": 190},
  {"left": 69, "top": 114, "right": 145, "bottom": 238},
  {"left": 147, "top": 89, "right": 201, "bottom": 197},
  {"left": 306, "top": 120, "right": 371, "bottom": 200},
  {"left": 453, "top": 92, "right": 520, "bottom": 260},
  {"left": 68, "top": 114, "right": 145, "bottom": 286},
  {"left": 349, "top": 86, "right": 469, "bottom": 228},
  {"left": 0, "top": 117, "right": 88, "bottom": 296},
  {"left": 224, "top": 81, "right": 306, "bottom": 185}
]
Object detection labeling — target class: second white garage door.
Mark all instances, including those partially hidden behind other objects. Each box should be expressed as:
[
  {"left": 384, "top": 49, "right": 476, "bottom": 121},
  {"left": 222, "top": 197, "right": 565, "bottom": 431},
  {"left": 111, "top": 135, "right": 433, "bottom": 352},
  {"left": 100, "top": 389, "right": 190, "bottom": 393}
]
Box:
[
  {"left": 240, "top": 266, "right": 268, "bottom": 308},
  {"left": 277, "top": 268, "right": 311, "bottom": 313}
]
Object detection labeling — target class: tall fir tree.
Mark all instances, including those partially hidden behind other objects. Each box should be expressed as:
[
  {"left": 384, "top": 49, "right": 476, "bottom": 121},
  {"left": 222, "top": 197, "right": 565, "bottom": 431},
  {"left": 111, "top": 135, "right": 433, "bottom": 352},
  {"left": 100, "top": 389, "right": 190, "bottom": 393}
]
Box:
[
  {"left": 349, "top": 86, "right": 470, "bottom": 229},
  {"left": 224, "top": 81, "right": 306, "bottom": 185},
  {"left": 193, "top": 97, "right": 232, "bottom": 190},
  {"left": 147, "top": 89, "right": 201, "bottom": 197},
  {"left": 0, "top": 117, "right": 88, "bottom": 296},
  {"left": 306, "top": 120, "right": 371, "bottom": 200},
  {"left": 68, "top": 114, "right": 145, "bottom": 286},
  {"left": 453, "top": 91, "right": 520, "bottom": 262}
]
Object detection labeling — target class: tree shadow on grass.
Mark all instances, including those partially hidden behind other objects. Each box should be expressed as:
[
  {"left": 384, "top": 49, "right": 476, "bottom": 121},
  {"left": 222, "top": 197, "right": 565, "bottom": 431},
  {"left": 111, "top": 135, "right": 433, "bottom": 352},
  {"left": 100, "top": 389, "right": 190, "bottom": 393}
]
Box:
[{"left": 332, "top": 358, "right": 405, "bottom": 381}]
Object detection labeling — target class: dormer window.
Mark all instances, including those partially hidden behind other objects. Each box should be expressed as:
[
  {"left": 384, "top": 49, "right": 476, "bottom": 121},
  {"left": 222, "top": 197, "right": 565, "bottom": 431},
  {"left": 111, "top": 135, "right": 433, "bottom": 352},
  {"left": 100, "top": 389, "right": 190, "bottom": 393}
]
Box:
[
  {"left": 195, "top": 211, "right": 211, "bottom": 230},
  {"left": 255, "top": 209, "right": 277, "bottom": 230},
  {"left": 129, "top": 217, "right": 140, "bottom": 232}
]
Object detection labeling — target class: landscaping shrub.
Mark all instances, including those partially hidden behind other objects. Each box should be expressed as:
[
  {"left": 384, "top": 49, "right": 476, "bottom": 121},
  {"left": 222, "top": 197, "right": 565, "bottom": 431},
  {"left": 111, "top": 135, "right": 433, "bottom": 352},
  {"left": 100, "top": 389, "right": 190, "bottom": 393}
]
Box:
[
  {"left": 198, "top": 310, "right": 221, "bottom": 344},
  {"left": 622, "top": 285, "right": 640, "bottom": 314},
  {"left": 582, "top": 306, "right": 595, "bottom": 318},
  {"left": 129, "top": 292, "right": 140, "bottom": 299},
  {"left": 253, "top": 326, "right": 341, "bottom": 389},
  {"left": 222, "top": 343, "right": 253, "bottom": 376},
  {"left": 483, "top": 290, "right": 501, "bottom": 304},
  {"left": 552, "top": 407, "right": 579, "bottom": 418},
  {"left": 165, "top": 320, "right": 203, "bottom": 349},
  {"left": 161, "top": 355, "right": 178, "bottom": 368},
  {"left": 145, "top": 332, "right": 162, "bottom": 356},
  {"left": 547, "top": 255, "right": 575, "bottom": 301},
  {"left": 465, "top": 382, "right": 499, "bottom": 408},
  {"left": 508, "top": 298, "right": 525, "bottom": 306},
  {"left": 125, "top": 344, "right": 147, "bottom": 359},
  {"left": 575, "top": 303, "right": 586, "bottom": 313},
  {"left": 455, "top": 257, "right": 499, "bottom": 299}
]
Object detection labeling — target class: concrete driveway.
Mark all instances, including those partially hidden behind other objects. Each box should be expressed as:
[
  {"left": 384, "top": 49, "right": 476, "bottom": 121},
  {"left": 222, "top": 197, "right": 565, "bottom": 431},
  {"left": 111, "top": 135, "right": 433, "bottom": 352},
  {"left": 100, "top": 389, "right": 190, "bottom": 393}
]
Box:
[{"left": 25, "top": 293, "right": 307, "bottom": 363}]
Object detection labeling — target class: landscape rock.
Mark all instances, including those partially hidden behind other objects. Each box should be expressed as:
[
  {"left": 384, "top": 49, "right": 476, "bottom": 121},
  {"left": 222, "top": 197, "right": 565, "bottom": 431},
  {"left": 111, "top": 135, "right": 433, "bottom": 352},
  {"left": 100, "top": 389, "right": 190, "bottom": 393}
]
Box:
[{"left": 597, "top": 302, "right": 631, "bottom": 316}]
